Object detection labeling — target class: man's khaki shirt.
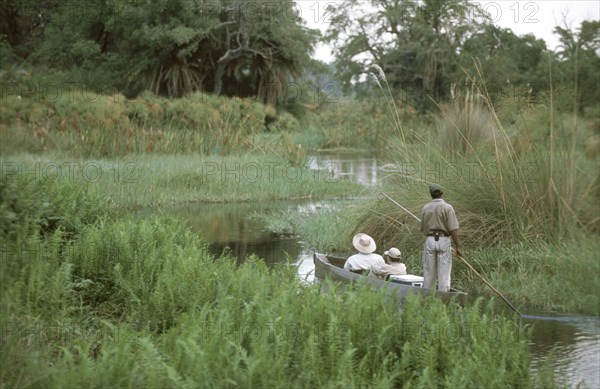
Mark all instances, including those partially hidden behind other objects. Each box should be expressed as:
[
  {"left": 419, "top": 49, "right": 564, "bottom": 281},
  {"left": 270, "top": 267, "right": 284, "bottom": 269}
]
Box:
[{"left": 420, "top": 198, "right": 459, "bottom": 235}]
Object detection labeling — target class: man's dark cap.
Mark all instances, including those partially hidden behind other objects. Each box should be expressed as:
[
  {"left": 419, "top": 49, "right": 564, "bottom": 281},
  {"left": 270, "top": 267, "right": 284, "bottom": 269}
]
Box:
[{"left": 429, "top": 183, "right": 443, "bottom": 195}]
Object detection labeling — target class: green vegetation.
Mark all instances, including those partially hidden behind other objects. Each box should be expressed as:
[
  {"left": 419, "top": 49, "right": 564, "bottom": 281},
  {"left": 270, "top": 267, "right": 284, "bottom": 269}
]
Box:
[
  {"left": 1, "top": 0, "right": 598, "bottom": 386},
  {"left": 1, "top": 72, "right": 597, "bottom": 389},
  {"left": 256, "top": 204, "right": 359, "bottom": 253},
  {"left": 1, "top": 0, "right": 317, "bottom": 101},
  {"left": 0, "top": 83, "right": 299, "bottom": 157},
  {"left": 308, "top": 82, "right": 599, "bottom": 317},
  {"left": 283, "top": 70, "right": 597, "bottom": 315},
  {"left": 1, "top": 153, "right": 365, "bottom": 208},
  {"left": 1, "top": 175, "right": 560, "bottom": 388},
  {"left": 325, "top": 0, "right": 598, "bottom": 113},
  {"left": 255, "top": 204, "right": 600, "bottom": 315}
]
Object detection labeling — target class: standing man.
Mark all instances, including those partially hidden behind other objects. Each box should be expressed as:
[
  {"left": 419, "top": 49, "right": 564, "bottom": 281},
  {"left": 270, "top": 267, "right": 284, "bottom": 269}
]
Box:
[{"left": 420, "top": 183, "right": 462, "bottom": 292}]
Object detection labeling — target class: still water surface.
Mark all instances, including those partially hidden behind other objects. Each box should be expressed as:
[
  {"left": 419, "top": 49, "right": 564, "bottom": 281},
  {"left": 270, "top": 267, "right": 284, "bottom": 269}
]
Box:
[
  {"left": 525, "top": 314, "right": 600, "bottom": 388},
  {"left": 140, "top": 152, "right": 599, "bottom": 388}
]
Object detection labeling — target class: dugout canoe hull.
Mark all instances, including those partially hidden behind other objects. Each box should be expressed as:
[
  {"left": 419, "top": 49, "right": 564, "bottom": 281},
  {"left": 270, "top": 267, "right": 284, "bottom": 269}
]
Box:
[{"left": 313, "top": 252, "right": 469, "bottom": 305}]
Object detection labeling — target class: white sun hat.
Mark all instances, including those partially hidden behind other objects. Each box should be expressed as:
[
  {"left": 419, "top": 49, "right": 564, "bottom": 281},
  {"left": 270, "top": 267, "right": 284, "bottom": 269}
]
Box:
[{"left": 352, "top": 233, "right": 376, "bottom": 254}]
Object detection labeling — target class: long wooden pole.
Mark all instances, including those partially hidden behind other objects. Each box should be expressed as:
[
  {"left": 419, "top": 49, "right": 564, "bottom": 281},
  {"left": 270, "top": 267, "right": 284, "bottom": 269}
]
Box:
[
  {"left": 380, "top": 192, "right": 522, "bottom": 315},
  {"left": 451, "top": 250, "right": 521, "bottom": 315},
  {"left": 380, "top": 192, "right": 421, "bottom": 223}
]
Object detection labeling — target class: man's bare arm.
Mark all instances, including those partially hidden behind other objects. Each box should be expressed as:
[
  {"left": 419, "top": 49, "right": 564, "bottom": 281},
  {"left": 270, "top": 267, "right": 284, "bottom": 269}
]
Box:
[{"left": 450, "top": 229, "right": 462, "bottom": 257}]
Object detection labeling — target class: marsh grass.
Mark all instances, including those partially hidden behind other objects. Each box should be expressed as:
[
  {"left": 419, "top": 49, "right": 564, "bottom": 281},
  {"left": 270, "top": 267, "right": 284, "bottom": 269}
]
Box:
[
  {"left": 1, "top": 153, "right": 366, "bottom": 208},
  {"left": 256, "top": 200, "right": 362, "bottom": 253},
  {"left": 302, "top": 98, "right": 418, "bottom": 149},
  {"left": 472, "top": 239, "right": 600, "bottom": 314},
  {"left": 0, "top": 67, "right": 475, "bottom": 157},
  {"left": 0, "top": 175, "right": 562, "bottom": 388},
  {"left": 3, "top": 254, "right": 542, "bottom": 388},
  {"left": 281, "top": 63, "right": 600, "bottom": 314},
  {"left": 0, "top": 80, "right": 301, "bottom": 157},
  {"left": 364, "top": 62, "right": 599, "bottom": 244},
  {"left": 0, "top": 66, "right": 588, "bottom": 388},
  {"left": 435, "top": 94, "right": 495, "bottom": 155},
  {"left": 0, "top": 172, "right": 110, "bottom": 241},
  {"left": 270, "top": 195, "right": 597, "bottom": 313}
]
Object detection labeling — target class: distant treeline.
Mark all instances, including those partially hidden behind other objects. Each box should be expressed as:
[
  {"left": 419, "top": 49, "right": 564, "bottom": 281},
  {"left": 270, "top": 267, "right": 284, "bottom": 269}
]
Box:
[{"left": 0, "top": 0, "right": 598, "bottom": 114}]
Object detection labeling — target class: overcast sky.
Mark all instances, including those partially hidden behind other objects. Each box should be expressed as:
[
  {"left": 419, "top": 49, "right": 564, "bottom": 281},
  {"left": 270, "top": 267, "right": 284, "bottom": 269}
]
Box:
[{"left": 297, "top": 1, "right": 600, "bottom": 62}]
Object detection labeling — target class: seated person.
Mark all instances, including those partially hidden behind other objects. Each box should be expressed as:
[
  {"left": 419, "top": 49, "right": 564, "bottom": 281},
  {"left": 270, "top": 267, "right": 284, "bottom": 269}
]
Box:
[
  {"left": 371, "top": 247, "right": 407, "bottom": 279},
  {"left": 344, "top": 233, "right": 385, "bottom": 273}
]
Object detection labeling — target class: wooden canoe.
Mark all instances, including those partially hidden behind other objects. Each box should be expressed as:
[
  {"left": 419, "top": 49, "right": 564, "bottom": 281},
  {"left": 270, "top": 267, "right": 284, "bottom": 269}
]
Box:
[{"left": 313, "top": 252, "right": 469, "bottom": 304}]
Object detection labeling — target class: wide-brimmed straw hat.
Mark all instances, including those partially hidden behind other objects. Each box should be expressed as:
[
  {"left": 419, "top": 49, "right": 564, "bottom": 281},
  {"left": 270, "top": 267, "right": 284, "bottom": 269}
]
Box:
[
  {"left": 352, "top": 233, "right": 376, "bottom": 254},
  {"left": 384, "top": 247, "right": 402, "bottom": 259}
]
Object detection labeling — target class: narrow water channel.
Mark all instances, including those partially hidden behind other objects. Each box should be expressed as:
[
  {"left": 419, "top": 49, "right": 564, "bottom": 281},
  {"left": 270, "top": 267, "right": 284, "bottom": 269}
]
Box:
[
  {"left": 525, "top": 314, "right": 600, "bottom": 388},
  {"left": 138, "top": 152, "right": 599, "bottom": 388}
]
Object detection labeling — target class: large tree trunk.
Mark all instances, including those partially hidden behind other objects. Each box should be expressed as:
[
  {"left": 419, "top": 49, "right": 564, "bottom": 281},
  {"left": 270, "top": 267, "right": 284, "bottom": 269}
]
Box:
[
  {"left": 214, "top": 29, "right": 250, "bottom": 95},
  {"left": 214, "top": 61, "right": 226, "bottom": 95}
]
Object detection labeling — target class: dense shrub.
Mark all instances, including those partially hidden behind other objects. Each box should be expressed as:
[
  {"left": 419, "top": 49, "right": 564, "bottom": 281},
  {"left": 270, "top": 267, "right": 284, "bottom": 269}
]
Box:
[
  {"left": 0, "top": 69, "right": 299, "bottom": 157},
  {"left": 0, "top": 174, "right": 109, "bottom": 241}
]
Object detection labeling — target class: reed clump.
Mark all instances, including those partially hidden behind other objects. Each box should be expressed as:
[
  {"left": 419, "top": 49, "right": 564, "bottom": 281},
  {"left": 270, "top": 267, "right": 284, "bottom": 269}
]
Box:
[
  {"left": 435, "top": 87, "right": 495, "bottom": 155},
  {"left": 306, "top": 98, "right": 417, "bottom": 149},
  {"left": 256, "top": 201, "right": 361, "bottom": 253},
  {"left": 363, "top": 64, "right": 599, "bottom": 245}
]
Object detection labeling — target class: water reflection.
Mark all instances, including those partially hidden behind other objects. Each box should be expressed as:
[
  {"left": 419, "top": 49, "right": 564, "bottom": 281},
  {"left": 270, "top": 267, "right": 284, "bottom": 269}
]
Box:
[
  {"left": 295, "top": 251, "right": 316, "bottom": 284},
  {"left": 525, "top": 314, "right": 600, "bottom": 388},
  {"left": 209, "top": 238, "right": 302, "bottom": 267},
  {"left": 135, "top": 152, "right": 385, "bottom": 264},
  {"left": 135, "top": 201, "right": 306, "bottom": 265},
  {"left": 305, "top": 152, "right": 382, "bottom": 186}
]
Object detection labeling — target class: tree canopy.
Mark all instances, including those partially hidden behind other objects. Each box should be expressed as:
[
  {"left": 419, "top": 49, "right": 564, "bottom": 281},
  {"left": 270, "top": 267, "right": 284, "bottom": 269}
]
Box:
[
  {"left": 2, "top": 0, "right": 319, "bottom": 101},
  {"left": 552, "top": 20, "right": 600, "bottom": 112},
  {"left": 1, "top": 0, "right": 597, "bottom": 112},
  {"left": 323, "top": 0, "right": 598, "bottom": 112},
  {"left": 324, "top": 0, "right": 489, "bottom": 105}
]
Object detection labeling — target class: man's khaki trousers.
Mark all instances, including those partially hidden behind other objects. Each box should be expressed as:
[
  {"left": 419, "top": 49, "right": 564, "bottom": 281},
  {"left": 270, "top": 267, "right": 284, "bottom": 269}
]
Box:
[{"left": 422, "top": 236, "right": 452, "bottom": 292}]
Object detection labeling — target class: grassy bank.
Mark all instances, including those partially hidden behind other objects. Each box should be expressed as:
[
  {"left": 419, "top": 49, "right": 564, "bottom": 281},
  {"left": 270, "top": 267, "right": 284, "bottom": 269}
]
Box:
[
  {"left": 0, "top": 84, "right": 301, "bottom": 157},
  {"left": 1, "top": 153, "right": 367, "bottom": 208},
  {"left": 0, "top": 67, "right": 409, "bottom": 159},
  {"left": 0, "top": 175, "right": 558, "bottom": 388}
]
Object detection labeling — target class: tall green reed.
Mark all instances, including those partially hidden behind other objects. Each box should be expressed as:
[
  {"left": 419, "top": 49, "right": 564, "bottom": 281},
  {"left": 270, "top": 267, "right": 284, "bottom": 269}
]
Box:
[{"left": 366, "top": 59, "right": 598, "bottom": 243}]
